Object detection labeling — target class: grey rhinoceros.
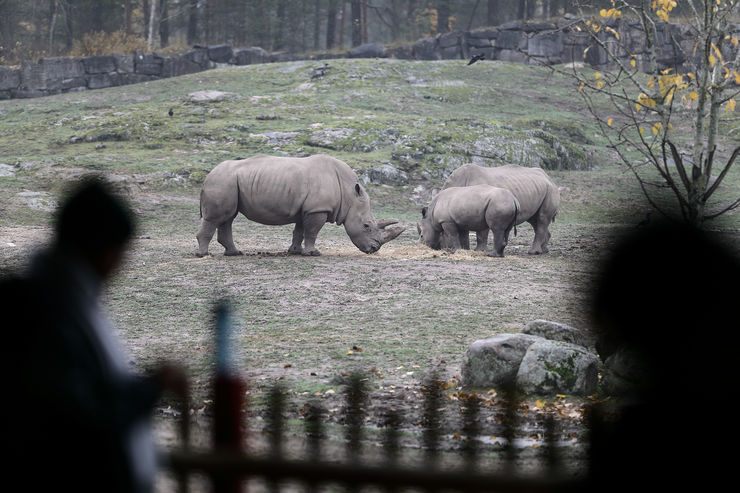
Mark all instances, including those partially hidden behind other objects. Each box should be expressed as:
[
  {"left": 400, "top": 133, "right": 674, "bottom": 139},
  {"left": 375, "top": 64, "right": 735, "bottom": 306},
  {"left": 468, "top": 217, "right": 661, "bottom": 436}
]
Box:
[
  {"left": 196, "top": 154, "right": 404, "bottom": 256},
  {"left": 418, "top": 185, "right": 520, "bottom": 257},
  {"left": 443, "top": 164, "right": 560, "bottom": 254}
]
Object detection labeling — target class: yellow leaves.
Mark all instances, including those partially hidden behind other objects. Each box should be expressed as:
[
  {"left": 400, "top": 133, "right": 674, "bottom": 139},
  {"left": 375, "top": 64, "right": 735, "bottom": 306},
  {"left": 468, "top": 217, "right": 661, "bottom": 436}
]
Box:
[
  {"left": 709, "top": 54, "right": 717, "bottom": 67},
  {"left": 594, "top": 72, "right": 601, "bottom": 80},
  {"left": 597, "top": 80, "right": 604, "bottom": 89},
  {"left": 600, "top": 8, "right": 622, "bottom": 19},
  {"left": 636, "top": 93, "right": 656, "bottom": 111},
  {"left": 652, "top": 122, "right": 663, "bottom": 135},
  {"left": 607, "top": 118, "right": 613, "bottom": 127},
  {"left": 630, "top": 59, "right": 637, "bottom": 68},
  {"left": 727, "top": 99, "right": 737, "bottom": 112},
  {"left": 604, "top": 26, "right": 620, "bottom": 40},
  {"left": 689, "top": 91, "right": 699, "bottom": 101},
  {"left": 652, "top": 0, "right": 676, "bottom": 22},
  {"left": 733, "top": 71, "right": 740, "bottom": 84}
]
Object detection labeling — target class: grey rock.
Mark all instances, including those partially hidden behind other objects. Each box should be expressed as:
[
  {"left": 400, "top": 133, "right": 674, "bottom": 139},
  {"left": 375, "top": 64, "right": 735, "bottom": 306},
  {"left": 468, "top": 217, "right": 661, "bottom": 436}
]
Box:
[
  {"left": 182, "top": 48, "right": 210, "bottom": 68},
  {"left": 528, "top": 32, "right": 563, "bottom": 58},
  {"left": 134, "top": 52, "right": 164, "bottom": 75},
  {"left": 87, "top": 73, "right": 113, "bottom": 89},
  {"left": 349, "top": 42, "right": 386, "bottom": 58},
  {"left": 522, "top": 320, "right": 594, "bottom": 349},
  {"left": 82, "top": 55, "right": 117, "bottom": 74},
  {"left": 208, "top": 44, "right": 234, "bottom": 63},
  {"left": 516, "top": 340, "right": 600, "bottom": 396},
  {"left": 233, "top": 47, "right": 268, "bottom": 65},
  {"left": 600, "top": 346, "right": 648, "bottom": 396},
  {"left": 187, "top": 90, "right": 235, "bottom": 103},
  {"left": 0, "top": 66, "right": 21, "bottom": 91},
  {"left": 412, "top": 37, "right": 438, "bottom": 60},
  {"left": 365, "top": 164, "right": 408, "bottom": 186},
  {"left": 462, "top": 333, "right": 541, "bottom": 388},
  {"left": 113, "top": 54, "right": 134, "bottom": 73}
]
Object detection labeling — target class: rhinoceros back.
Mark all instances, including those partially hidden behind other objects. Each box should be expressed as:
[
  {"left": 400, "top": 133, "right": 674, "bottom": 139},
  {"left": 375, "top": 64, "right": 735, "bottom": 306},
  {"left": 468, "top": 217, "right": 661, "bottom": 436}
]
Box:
[
  {"left": 443, "top": 164, "right": 558, "bottom": 223},
  {"left": 200, "top": 154, "right": 354, "bottom": 227}
]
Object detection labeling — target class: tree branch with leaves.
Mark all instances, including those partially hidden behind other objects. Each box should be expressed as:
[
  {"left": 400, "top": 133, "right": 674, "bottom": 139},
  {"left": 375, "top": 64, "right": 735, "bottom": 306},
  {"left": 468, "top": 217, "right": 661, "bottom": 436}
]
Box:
[{"left": 561, "top": 0, "right": 739, "bottom": 225}]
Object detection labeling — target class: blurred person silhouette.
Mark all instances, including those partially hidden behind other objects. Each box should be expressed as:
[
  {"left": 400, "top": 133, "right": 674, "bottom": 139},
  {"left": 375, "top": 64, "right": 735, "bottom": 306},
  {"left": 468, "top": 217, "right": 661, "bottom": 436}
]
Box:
[
  {"left": 2, "top": 176, "right": 187, "bottom": 493},
  {"left": 585, "top": 218, "right": 740, "bottom": 492}
]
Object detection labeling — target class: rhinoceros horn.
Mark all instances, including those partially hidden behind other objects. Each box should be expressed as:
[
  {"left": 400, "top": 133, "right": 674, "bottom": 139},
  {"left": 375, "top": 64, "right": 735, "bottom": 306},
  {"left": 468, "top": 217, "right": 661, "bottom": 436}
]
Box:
[{"left": 377, "top": 218, "right": 405, "bottom": 245}]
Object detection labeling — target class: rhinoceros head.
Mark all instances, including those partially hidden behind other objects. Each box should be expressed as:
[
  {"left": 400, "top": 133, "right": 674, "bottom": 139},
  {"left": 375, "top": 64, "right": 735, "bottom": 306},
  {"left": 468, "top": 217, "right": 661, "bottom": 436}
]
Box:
[
  {"left": 343, "top": 183, "right": 404, "bottom": 254},
  {"left": 417, "top": 206, "right": 442, "bottom": 249}
]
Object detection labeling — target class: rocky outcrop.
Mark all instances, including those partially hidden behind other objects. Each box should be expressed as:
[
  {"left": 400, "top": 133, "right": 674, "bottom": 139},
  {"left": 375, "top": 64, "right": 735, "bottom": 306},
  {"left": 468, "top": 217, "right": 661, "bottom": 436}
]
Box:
[
  {"left": 462, "top": 320, "right": 600, "bottom": 396},
  {"left": 2, "top": 18, "right": 735, "bottom": 101}
]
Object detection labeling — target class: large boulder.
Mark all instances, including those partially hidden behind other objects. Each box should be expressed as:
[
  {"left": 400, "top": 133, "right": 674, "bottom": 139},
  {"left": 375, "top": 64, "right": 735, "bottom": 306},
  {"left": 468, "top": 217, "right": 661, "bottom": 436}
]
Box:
[
  {"left": 82, "top": 55, "right": 117, "bottom": 74},
  {"left": 0, "top": 66, "right": 20, "bottom": 91},
  {"left": 600, "top": 346, "right": 648, "bottom": 396},
  {"left": 521, "top": 319, "right": 595, "bottom": 349},
  {"left": 20, "top": 57, "right": 86, "bottom": 92},
  {"left": 516, "top": 340, "right": 600, "bottom": 396},
  {"left": 462, "top": 333, "right": 541, "bottom": 388},
  {"left": 463, "top": 321, "right": 601, "bottom": 396},
  {"left": 349, "top": 42, "right": 386, "bottom": 58},
  {"left": 363, "top": 164, "right": 408, "bottom": 186},
  {"left": 233, "top": 47, "right": 268, "bottom": 65}
]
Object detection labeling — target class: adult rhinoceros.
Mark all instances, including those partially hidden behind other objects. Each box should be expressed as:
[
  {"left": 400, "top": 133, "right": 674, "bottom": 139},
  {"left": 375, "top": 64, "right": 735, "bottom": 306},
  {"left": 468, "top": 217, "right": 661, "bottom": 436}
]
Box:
[
  {"left": 418, "top": 185, "right": 520, "bottom": 257},
  {"left": 196, "top": 154, "right": 404, "bottom": 256},
  {"left": 443, "top": 164, "right": 560, "bottom": 254}
]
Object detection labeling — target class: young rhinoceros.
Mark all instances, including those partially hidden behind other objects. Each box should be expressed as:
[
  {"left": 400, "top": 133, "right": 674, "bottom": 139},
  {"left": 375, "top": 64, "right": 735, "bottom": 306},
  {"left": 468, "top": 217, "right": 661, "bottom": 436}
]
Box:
[
  {"left": 196, "top": 154, "right": 404, "bottom": 256},
  {"left": 443, "top": 164, "right": 559, "bottom": 254},
  {"left": 418, "top": 184, "right": 520, "bottom": 257}
]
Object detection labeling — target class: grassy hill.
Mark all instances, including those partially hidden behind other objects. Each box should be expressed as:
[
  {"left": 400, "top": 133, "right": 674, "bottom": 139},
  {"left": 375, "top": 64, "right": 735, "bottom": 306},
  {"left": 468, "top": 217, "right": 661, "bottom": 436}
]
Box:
[{"left": 1, "top": 58, "right": 738, "bottom": 479}]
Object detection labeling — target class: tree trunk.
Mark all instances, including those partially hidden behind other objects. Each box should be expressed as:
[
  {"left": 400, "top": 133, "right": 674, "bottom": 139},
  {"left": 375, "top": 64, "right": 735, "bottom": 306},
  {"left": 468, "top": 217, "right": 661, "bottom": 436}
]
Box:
[
  {"left": 351, "top": 0, "right": 362, "bottom": 47},
  {"left": 517, "top": 0, "right": 525, "bottom": 20},
  {"left": 313, "top": 0, "right": 321, "bottom": 50},
  {"left": 327, "top": 0, "right": 338, "bottom": 49},
  {"left": 124, "top": 0, "right": 132, "bottom": 35},
  {"left": 91, "top": 0, "right": 103, "bottom": 32},
  {"left": 187, "top": 0, "right": 198, "bottom": 45},
  {"left": 437, "top": 0, "right": 450, "bottom": 33},
  {"left": 487, "top": 0, "right": 499, "bottom": 26},
  {"left": 159, "top": 0, "right": 169, "bottom": 48},
  {"left": 148, "top": 0, "right": 157, "bottom": 48},
  {"left": 48, "top": 0, "right": 58, "bottom": 54},
  {"left": 338, "top": 2, "right": 346, "bottom": 48}
]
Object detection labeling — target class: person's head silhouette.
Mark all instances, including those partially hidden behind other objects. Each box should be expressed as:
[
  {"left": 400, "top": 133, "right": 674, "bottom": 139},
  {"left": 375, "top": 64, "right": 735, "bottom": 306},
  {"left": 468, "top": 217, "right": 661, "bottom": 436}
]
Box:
[{"left": 53, "top": 176, "right": 135, "bottom": 279}]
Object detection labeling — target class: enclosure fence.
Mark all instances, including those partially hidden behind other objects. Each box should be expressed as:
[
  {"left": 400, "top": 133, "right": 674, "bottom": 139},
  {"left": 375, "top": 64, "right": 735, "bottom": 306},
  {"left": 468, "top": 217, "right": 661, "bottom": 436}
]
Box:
[{"left": 165, "top": 372, "right": 588, "bottom": 493}]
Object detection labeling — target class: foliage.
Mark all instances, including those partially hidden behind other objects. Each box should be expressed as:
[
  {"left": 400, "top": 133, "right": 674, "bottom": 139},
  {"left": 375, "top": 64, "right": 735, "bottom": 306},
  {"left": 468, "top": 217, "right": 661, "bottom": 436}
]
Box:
[
  {"left": 566, "top": 0, "right": 740, "bottom": 224},
  {"left": 67, "top": 30, "right": 148, "bottom": 57}
]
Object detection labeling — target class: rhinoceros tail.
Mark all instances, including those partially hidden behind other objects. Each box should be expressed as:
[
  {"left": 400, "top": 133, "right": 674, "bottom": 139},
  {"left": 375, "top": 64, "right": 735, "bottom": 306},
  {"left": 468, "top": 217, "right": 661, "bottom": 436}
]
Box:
[
  {"left": 199, "top": 188, "right": 203, "bottom": 218},
  {"left": 512, "top": 199, "right": 519, "bottom": 237}
]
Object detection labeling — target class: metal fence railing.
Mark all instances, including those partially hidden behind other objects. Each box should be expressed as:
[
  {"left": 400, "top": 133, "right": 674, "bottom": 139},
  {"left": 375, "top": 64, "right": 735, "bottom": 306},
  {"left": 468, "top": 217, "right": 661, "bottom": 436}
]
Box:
[{"left": 164, "top": 372, "right": 587, "bottom": 493}]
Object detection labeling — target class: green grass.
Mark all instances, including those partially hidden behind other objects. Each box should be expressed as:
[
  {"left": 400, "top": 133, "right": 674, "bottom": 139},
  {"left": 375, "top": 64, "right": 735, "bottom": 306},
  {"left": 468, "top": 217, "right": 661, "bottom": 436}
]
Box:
[{"left": 1, "top": 57, "right": 738, "bottom": 411}]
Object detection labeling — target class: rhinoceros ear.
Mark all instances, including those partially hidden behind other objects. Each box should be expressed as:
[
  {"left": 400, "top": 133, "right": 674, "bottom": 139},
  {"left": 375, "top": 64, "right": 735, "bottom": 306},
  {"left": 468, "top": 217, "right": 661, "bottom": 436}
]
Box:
[
  {"left": 421, "top": 206, "right": 428, "bottom": 218},
  {"left": 355, "top": 183, "right": 363, "bottom": 197}
]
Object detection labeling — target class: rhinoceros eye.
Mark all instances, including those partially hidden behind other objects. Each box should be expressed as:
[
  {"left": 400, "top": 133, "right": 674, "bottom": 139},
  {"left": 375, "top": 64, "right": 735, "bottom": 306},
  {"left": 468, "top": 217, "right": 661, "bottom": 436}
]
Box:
[{"left": 364, "top": 223, "right": 371, "bottom": 230}]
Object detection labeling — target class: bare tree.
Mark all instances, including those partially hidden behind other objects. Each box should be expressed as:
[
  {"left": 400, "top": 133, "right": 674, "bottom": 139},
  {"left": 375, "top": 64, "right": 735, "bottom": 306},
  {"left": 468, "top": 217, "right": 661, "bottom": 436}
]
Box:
[{"left": 565, "top": 1, "right": 740, "bottom": 225}]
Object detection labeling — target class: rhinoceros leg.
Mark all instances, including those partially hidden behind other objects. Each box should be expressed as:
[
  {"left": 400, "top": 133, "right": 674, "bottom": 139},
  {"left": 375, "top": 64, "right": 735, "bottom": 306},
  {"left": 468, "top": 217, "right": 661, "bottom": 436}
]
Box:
[
  {"left": 489, "top": 227, "right": 510, "bottom": 257},
  {"left": 459, "top": 230, "right": 471, "bottom": 250},
  {"left": 292, "top": 212, "right": 328, "bottom": 256},
  {"left": 528, "top": 215, "right": 551, "bottom": 255},
  {"left": 196, "top": 219, "right": 217, "bottom": 257},
  {"left": 288, "top": 222, "right": 304, "bottom": 255},
  {"left": 475, "top": 230, "right": 489, "bottom": 251},
  {"left": 441, "top": 222, "right": 461, "bottom": 252},
  {"left": 217, "top": 217, "right": 243, "bottom": 256}
]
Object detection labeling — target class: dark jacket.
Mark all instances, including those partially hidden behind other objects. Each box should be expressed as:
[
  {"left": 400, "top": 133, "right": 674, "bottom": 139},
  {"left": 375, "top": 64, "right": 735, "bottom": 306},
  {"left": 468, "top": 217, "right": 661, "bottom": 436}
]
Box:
[{"left": 3, "top": 250, "right": 162, "bottom": 493}]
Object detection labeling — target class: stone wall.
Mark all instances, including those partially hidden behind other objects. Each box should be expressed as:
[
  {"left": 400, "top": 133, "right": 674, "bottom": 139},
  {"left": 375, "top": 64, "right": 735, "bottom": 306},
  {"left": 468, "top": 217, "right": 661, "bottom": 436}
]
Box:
[{"left": 1, "top": 17, "right": 737, "bottom": 101}]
